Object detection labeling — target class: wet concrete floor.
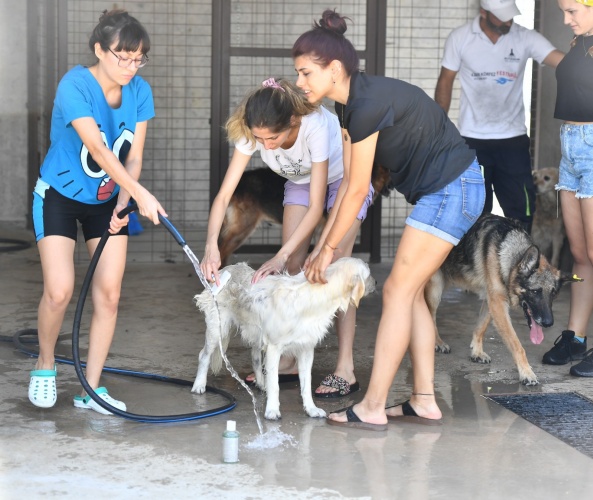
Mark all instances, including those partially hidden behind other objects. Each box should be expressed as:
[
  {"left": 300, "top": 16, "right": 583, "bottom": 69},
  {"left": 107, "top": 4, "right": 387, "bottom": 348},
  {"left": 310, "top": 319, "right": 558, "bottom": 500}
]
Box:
[{"left": 1, "top": 223, "right": 593, "bottom": 499}]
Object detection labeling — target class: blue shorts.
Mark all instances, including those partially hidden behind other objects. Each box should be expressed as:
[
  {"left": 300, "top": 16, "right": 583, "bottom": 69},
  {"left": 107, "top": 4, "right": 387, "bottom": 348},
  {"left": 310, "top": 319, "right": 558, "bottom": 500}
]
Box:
[
  {"left": 283, "top": 178, "right": 375, "bottom": 221},
  {"left": 557, "top": 123, "right": 593, "bottom": 198},
  {"left": 406, "top": 159, "right": 485, "bottom": 245},
  {"left": 32, "top": 178, "right": 128, "bottom": 242}
]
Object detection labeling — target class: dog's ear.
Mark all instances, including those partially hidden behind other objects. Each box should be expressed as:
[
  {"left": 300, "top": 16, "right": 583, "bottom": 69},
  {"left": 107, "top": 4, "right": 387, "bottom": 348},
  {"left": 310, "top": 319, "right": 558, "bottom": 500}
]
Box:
[
  {"left": 350, "top": 275, "right": 366, "bottom": 308},
  {"left": 518, "top": 246, "right": 540, "bottom": 276}
]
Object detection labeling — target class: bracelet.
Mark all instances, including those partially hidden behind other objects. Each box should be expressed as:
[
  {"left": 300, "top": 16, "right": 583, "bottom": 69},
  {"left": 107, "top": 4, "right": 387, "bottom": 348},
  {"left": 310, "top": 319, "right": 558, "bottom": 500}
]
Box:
[{"left": 325, "top": 242, "right": 337, "bottom": 251}]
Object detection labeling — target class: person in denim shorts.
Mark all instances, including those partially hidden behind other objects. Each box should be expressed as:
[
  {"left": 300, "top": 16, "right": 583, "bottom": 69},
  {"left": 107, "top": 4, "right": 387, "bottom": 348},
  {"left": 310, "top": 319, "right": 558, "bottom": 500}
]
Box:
[
  {"left": 200, "top": 78, "right": 374, "bottom": 396},
  {"left": 294, "top": 10, "right": 485, "bottom": 429},
  {"left": 541, "top": 0, "right": 593, "bottom": 377}
]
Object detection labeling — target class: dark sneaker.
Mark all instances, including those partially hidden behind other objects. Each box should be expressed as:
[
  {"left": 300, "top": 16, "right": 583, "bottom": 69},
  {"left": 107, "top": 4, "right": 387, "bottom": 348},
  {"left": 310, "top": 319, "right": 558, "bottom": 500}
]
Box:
[
  {"left": 570, "top": 349, "right": 593, "bottom": 377},
  {"left": 542, "top": 330, "right": 587, "bottom": 365}
]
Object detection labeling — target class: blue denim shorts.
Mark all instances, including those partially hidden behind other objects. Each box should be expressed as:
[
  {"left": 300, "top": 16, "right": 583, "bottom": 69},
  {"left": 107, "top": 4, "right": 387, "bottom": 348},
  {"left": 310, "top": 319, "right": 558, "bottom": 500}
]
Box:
[
  {"left": 284, "top": 178, "right": 375, "bottom": 221},
  {"left": 557, "top": 123, "right": 593, "bottom": 198},
  {"left": 406, "top": 159, "right": 485, "bottom": 245}
]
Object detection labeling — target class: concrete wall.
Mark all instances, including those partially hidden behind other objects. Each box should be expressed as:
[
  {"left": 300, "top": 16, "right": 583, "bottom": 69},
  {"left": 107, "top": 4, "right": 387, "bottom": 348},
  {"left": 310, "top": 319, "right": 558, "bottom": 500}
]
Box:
[{"left": 0, "top": 1, "right": 28, "bottom": 225}]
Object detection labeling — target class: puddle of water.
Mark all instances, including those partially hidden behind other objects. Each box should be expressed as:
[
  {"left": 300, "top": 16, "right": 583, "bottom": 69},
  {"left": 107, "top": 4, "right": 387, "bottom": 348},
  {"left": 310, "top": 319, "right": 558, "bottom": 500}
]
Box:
[{"left": 243, "top": 427, "right": 297, "bottom": 450}]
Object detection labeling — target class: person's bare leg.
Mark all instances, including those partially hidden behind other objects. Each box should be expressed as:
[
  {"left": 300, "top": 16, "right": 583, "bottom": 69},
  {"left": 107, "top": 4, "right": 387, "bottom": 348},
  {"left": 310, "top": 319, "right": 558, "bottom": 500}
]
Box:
[
  {"left": 81, "top": 235, "right": 128, "bottom": 392},
  {"left": 315, "top": 219, "right": 361, "bottom": 394},
  {"left": 35, "top": 236, "right": 76, "bottom": 370},
  {"left": 329, "top": 226, "right": 452, "bottom": 424},
  {"left": 385, "top": 284, "right": 441, "bottom": 418},
  {"left": 563, "top": 193, "right": 593, "bottom": 336}
]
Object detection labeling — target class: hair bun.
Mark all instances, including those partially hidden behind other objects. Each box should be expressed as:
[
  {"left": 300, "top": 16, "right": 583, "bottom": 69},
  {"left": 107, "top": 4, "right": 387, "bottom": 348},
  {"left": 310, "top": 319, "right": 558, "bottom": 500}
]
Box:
[{"left": 317, "top": 9, "right": 348, "bottom": 36}]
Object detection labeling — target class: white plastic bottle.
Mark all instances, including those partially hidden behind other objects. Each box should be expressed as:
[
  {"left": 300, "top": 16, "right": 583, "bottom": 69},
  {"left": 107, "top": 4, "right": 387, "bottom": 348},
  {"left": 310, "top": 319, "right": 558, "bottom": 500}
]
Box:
[{"left": 222, "top": 420, "right": 239, "bottom": 463}]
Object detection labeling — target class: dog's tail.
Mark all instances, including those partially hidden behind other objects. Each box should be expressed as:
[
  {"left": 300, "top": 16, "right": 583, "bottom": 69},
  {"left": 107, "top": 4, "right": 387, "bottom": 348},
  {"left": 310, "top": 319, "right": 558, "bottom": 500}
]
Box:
[{"left": 209, "top": 333, "right": 231, "bottom": 375}]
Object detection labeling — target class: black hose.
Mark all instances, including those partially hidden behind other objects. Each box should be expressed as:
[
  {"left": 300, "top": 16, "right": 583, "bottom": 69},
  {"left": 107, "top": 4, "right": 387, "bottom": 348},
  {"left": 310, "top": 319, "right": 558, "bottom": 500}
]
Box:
[
  {"left": 69, "top": 204, "right": 236, "bottom": 422},
  {"left": 0, "top": 238, "right": 31, "bottom": 252},
  {"left": 9, "top": 329, "right": 235, "bottom": 422}
]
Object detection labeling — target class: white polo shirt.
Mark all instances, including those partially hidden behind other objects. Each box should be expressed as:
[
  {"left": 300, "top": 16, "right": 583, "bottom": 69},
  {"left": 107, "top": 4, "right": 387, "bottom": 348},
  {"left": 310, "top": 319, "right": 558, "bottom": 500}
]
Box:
[
  {"left": 234, "top": 105, "right": 343, "bottom": 185},
  {"left": 441, "top": 16, "right": 556, "bottom": 139}
]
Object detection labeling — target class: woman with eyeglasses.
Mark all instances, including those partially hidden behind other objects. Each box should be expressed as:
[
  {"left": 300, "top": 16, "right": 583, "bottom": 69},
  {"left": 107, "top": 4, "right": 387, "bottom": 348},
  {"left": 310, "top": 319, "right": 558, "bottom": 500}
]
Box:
[{"left": 28, "top": 9, "right": 166, "bottom": 414}]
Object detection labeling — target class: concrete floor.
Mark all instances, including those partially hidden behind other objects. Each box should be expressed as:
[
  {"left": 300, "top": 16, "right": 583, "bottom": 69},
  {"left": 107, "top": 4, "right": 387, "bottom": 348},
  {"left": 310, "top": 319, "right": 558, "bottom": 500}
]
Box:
[{"left": 1, "top": 223, "right": 593, "bottom": 499}]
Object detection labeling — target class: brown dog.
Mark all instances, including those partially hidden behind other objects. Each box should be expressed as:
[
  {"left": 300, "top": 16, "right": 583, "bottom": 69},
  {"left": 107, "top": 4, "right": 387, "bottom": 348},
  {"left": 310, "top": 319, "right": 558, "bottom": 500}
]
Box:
[
  {"left": 218, "top": 164, "right": 394, "bottom": 265},
  {"left": 531, "top": 167, "right": 566, "bottom": 269}
]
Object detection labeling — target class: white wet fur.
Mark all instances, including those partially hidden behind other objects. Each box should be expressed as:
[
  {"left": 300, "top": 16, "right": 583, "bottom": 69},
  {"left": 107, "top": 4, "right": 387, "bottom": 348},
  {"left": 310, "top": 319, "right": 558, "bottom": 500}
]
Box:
[{"left": 191, "top": 257, "right": 375, "bottom": 420}]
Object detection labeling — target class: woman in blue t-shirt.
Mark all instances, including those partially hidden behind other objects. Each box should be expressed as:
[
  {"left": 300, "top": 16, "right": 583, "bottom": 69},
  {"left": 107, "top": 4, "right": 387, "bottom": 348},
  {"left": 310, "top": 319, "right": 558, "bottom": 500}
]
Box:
[
  {"left": 28, "top": 10, "right": 167, "bottom": 414},
  {"left": 294, "top": 10, "right": 485, "bottom": 429}
]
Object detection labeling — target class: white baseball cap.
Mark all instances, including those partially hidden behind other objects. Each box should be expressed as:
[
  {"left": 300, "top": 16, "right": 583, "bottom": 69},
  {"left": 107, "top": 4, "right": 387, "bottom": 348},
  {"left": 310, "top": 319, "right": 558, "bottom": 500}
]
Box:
[{"left": 480, "top": 0, "right": 520, "bottom": 22}]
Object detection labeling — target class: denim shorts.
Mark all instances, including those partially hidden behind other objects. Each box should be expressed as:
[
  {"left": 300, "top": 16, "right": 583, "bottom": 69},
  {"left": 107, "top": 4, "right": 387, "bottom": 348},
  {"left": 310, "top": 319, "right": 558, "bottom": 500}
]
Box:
[
  {"left": 284, "top": 178, "right": 375, "bottom": 221},
  {"left": 406, "top": 159, "right": 485, "bottom": 245},
  {"left": 557, "top": 123, "right": 593, "bottom": 198}
]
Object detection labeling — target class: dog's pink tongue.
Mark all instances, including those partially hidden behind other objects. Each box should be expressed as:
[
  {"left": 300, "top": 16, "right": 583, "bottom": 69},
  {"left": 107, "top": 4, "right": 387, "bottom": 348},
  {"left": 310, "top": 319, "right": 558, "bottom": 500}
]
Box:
[{"left": 530, "top": 323, "right": 544, "bottom": 345}]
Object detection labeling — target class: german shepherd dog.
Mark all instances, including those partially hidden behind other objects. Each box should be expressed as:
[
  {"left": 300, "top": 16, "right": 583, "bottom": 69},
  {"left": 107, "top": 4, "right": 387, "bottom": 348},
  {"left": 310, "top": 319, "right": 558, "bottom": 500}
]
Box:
[
  {"left": 425, "top": 214, "right": 580, "bottom": 386},
  {"left": 218, "top": 163, "right": 394, "bottom": 266}
]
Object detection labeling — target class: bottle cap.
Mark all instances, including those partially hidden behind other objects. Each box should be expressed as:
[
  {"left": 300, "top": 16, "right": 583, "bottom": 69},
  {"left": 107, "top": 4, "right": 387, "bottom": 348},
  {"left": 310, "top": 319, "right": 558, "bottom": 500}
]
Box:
[{"left": 226, "top": 420, "right": 236, "bottom": 431}]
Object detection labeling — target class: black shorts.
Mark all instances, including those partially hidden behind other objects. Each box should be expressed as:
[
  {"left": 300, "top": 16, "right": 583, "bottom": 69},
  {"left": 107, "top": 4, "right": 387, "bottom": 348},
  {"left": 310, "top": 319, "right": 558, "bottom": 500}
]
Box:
[
  {"left": 32, "top": 182, "right": 128, "bottom": 242},
  {"left": 462, "top": 134, "right": 535, "bottom": 225}
]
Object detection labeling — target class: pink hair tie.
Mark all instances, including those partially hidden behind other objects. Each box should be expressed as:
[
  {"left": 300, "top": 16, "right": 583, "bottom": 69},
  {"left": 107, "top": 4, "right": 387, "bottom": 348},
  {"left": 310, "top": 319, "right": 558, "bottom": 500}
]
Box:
[{"left": 262, "top": 78, "right": 285, "bottom": 92}]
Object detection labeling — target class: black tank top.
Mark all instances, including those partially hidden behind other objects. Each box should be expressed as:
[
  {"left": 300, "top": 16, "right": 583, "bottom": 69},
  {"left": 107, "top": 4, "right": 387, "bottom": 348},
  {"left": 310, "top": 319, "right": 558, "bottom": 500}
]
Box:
[{"left": 555, "top": 35, "right": 593, "bottom": 122}]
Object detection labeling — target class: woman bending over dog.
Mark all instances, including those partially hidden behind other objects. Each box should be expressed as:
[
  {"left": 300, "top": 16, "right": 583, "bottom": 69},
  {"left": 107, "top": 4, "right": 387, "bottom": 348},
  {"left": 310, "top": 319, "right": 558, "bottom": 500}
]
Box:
[
  {"left": 296, "top": 10, "right": 486, "bottom": 429},
  {"left": 200, "top": 78, "right": 374, "bottom": 397}
]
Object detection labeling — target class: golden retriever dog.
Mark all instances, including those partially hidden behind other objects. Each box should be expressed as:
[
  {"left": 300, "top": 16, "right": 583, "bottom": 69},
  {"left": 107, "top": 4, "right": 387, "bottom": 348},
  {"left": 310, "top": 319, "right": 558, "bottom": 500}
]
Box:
[
  {"left": 191, "top": 257, "right": 375, "bottom": 420},
  {"left": 531, "top": 167, "right": 566, "bottom": 268}
]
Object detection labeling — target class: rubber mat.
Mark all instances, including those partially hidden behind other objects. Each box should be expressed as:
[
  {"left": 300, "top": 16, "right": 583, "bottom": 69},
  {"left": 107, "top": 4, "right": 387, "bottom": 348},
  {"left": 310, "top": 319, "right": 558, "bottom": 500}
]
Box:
[{"left": 485, "top": 392, "right": 593, "bottom": 459}]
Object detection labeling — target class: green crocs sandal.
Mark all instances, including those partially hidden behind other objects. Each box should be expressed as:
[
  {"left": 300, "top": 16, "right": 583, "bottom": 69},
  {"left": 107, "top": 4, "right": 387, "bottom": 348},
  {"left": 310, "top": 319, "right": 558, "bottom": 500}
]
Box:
[
  {"left": 28, "top": 365, "right": 57, "bottom": 408},
  {"left": 73, "top": 387, "right": 127, "bottom": 415}
]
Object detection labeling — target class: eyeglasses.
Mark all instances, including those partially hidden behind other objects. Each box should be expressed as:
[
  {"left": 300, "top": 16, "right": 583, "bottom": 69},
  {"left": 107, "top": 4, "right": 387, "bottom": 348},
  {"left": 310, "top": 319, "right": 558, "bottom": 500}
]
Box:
[{"left": 108, "top": 48, "right": 149, "bottom": 68}]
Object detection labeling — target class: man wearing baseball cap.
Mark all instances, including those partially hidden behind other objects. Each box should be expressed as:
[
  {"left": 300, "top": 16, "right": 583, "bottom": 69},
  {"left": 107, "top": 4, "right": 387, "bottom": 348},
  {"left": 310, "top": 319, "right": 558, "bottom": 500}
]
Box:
[
  {"left": 481, "top": 0, "right": 520, "bottom": 22},
  {"left": 435, "top": 0, "right": 564, "bottom": 233}
]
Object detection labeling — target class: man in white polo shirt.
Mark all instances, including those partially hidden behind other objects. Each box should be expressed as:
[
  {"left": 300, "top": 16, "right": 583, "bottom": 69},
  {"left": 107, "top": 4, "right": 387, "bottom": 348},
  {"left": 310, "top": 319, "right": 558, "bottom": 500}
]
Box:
[{"left": 435, "top": 0, "right": 564, "bottom": 232}]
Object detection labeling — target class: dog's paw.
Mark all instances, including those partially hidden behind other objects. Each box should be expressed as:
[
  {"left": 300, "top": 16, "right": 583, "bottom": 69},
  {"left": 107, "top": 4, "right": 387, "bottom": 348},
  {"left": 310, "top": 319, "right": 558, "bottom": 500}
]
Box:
[
  {"left": 470, "top": 353, "right": 491, "bottom": 364},
  {"left": 521, "top": 377, "right": 539, "bottom": 386},
  {"left": 190, "top": 383, "right": 207, "bottom": 394},
  {"left": 519, "top": 369, "right": 539, "bottom": 386},
  {"left": 435, "top": 343, "right": 451, "bottom": 354},
  {"left": 264, "top": 408, "right": 282, "bottom": 420},
  {"left": 305, "top": 406, "right": 326, "bottom": 418}
]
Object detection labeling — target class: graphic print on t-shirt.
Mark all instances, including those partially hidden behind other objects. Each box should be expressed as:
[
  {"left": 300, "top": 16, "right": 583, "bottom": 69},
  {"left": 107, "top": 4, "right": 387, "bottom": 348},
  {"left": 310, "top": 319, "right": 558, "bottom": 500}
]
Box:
[
  {"left": 75, "top": 122, "right": 133, "bottom": 201},
  {"left": 275, "top": 153, "right": 304, "bottom": 177}
]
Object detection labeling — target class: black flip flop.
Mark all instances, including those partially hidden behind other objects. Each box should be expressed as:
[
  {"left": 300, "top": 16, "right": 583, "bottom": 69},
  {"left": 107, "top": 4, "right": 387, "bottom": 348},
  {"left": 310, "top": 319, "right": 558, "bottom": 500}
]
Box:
[
  {"left": 243, "top": 373, "right": 299, "bottom": 386},
  {"left": 326, "top": 405, "right": 388, "bottom": 432},
  {"left": 385, "top": 400, "right": 443, "bottom": 426}
]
